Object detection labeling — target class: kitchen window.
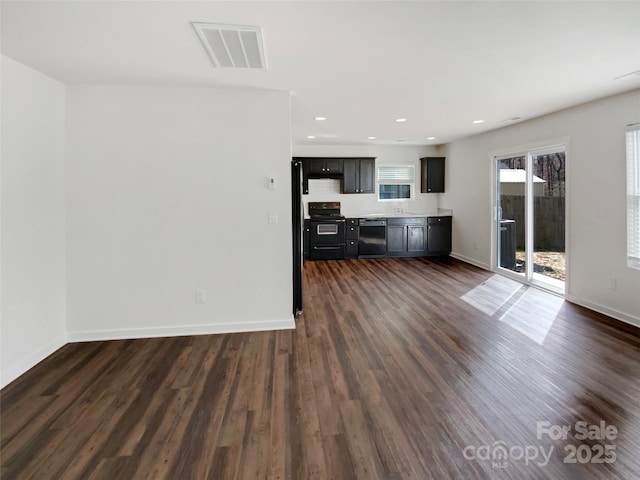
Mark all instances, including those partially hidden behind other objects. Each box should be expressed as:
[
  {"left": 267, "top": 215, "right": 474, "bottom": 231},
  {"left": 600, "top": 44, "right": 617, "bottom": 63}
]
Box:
[
  {"left": 627, "top": 127, "right": 640, "bottom": 269},
  {"left": 378, "top": 165, "right": 414, "bottom": 201}
]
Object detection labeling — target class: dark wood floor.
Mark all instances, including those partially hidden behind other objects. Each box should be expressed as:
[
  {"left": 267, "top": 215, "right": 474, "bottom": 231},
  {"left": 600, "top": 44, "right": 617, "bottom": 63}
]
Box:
[{"left": 1, "top": 258, "right": 639, "bottom": 479}]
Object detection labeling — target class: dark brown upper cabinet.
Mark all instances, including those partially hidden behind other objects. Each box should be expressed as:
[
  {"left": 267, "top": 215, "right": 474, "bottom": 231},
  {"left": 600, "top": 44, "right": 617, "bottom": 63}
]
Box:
[
  {"left": 295, "top": 157, "right": 344, "bottom": 194},
  {"left": 306, "top": 158, "right": 343, "bottom": 175},
  {"left": 421, "top": 156, "right": 445, "bottom": 193},
  {"left": 295, "top": 157, "right": 374, "bottom": 195},
  {"left": 342, "top": 158, "right": 375, "bottom": 194}
]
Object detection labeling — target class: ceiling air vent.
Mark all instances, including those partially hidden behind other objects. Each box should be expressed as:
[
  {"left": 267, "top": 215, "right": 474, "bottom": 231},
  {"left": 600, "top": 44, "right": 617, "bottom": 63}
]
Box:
[{"left": 193, "top": 22, "right": 266, "bottom": 69}]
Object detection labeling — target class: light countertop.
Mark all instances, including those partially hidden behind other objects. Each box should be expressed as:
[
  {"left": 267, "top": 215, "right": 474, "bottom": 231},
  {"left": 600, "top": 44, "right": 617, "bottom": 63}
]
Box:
[
  {"left": 358, "top": 208, "right": 452, "bottom": 219},
  {"left": 304, "top": 209, "right": 452, "bottom": 220}
]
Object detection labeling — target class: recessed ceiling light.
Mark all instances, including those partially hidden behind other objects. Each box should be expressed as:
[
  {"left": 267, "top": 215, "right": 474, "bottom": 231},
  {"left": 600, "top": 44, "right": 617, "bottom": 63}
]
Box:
[
  {"left": 395, "top": 118, "right": 407, "bottom": 123},
  {"left": 427, "top": 137, "right": 436, "bottom": 140},
  {"left": 473, "top": 120, "right": 485, "bottom": 124},
  {"left": 314, "top": 116, "right": 327, "bottom": 121},
  {"left": 367, "top": 136, "right": 376, "bottom": 140},
  {"left": 307, "top": 135, "right": 316, "bottom": 139}
]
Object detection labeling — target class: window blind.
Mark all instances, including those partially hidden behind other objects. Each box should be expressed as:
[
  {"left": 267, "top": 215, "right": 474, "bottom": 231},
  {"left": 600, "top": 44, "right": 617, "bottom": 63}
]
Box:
[
  {"left": 378, "top": 165, "right": 415, "bottom": 182},
  {"left": 627, "top": 128, "right": 640, "bottom": 269}
]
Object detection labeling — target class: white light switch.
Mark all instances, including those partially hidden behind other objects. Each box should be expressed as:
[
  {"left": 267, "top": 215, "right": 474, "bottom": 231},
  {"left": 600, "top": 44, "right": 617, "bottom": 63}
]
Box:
[
  {"left": 268, "top": 211, "right": 278, "bottom": 224},
  {"left": 268, "top": 176, "right": 277, "bottom": 189}
]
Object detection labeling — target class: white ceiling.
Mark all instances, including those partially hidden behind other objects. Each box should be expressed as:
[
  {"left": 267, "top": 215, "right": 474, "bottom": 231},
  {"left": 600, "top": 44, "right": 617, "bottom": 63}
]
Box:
[{"left": 2, "top": 1, "right": 640, "bottom": 146}]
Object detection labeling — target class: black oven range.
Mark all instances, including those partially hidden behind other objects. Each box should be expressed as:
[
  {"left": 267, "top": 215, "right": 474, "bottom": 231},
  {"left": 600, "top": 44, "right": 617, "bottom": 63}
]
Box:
[{"left": 308, "top": 202, "right": 346, "bottom": 260}]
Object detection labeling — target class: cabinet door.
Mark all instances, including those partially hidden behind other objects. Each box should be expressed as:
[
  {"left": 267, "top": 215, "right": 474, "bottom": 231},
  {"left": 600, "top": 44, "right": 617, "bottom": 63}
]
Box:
[
  {"left": 386, "top": 225, "right": 407, "bottom": 254},
  {"left": 427, "top": 223, "right": 452, "bottom": 253},
  {"left": 325, "top": 159, "right": 343, "bottom": 173},
  {"left": 407, "top": 225, "right": 426, "bottom": 253},
  {"left": 308, "top": 158, "right": 326, "bottom": 174},
  {"left": 303, "top": 220, "right": 310, "bottom": 258},
  {"left": 421, "top": 157, "right": 445, "bottom": 193},
  {"left": 300, "top": 158, "right": 310, "bottom": 194},
  {"left": 342, "top": 159, "right": 359, "bottom": 193},
  {"left": 346, "top": 239, "right": 359, "bottom": 258},
  {"left": 303, "top": 174, "right": 309, "bottom": 195},
  {"left": 359, "top": 158, "right": 375, "bottom": 193}
]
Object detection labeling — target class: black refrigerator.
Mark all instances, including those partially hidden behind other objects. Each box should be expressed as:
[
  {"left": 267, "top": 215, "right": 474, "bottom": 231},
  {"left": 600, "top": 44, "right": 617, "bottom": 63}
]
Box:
[{"left": 291, "top": 160, "right": 303, "bottom": 315}]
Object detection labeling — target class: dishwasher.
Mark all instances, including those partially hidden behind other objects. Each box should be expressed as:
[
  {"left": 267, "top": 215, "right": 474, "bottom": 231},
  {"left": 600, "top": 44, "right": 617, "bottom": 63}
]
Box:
[{"left": 358, "top": 219, "right": 387, "bottom": 258}]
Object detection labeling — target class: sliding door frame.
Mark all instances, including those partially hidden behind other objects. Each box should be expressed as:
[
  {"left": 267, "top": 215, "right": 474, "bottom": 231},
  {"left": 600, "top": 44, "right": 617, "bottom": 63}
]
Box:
[{"left": 489, "top": 137, "right": 571, "bottom": 296}]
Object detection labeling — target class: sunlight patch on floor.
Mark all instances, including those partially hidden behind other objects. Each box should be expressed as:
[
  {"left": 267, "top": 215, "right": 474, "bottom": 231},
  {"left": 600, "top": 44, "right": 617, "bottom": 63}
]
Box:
[
  {"left": 499, "top": 287, "right": 564, "bottom": 344},
  {"left": 460, "top": 274, "right": 523, "bottom": 317}
]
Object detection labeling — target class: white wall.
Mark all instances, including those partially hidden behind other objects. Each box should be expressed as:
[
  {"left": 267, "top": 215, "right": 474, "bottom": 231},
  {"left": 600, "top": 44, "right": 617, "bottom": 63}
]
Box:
[
  {"left": 1, "top": 56, "right": 67, "bottom": 387},
  {"left": 66, "top": 85, "right": 293, "bottom": 340},
  {"left": 293, "top": 144, "right": 442, "bottom": 217},
  {"left": 442, "top": 89, "right": 640, "bottom": 326}
]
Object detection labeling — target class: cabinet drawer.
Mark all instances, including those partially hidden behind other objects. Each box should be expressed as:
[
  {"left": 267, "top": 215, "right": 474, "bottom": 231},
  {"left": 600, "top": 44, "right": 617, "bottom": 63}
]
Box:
[
  {"left": 346, "top": 225, "right": 359, "bottom": 240},
  {"left": 387, "top": 217, "right": 427, "bottom": 226},
  {"left": 427, "top": 216, "right": 452, "bottom": 225},
  {"left": 346, "top": 218, "right": 358, "bottom": 227},
  {"left": 310, "top": 244, "right": 345, "bottom": 260}
]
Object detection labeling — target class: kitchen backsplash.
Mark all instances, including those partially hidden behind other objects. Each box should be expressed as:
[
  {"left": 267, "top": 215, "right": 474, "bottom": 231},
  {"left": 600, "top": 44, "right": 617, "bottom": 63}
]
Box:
[{"left": 305, "top": 178, "right": 440, "bottom": 218}]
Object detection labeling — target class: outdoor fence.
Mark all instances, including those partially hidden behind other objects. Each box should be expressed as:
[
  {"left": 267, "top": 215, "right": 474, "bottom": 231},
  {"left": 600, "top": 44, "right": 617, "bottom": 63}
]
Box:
[{"left": 500, "top": 195, "right": 565, "bottom": 251}]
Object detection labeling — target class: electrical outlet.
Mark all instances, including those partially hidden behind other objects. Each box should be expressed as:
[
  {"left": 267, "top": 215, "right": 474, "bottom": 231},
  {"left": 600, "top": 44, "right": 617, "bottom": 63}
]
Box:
[
  {"left": 268, "top": 211, "right": 278, "bottom": 224},
  {"left": 608, "top": 278, "right": 617, "bottom": 290},
  {"left": 196, "top": 289, "right": 206, "bottom": 303},
  {"left": 473, "top": 242, "right": 478, "bottom": 250}
]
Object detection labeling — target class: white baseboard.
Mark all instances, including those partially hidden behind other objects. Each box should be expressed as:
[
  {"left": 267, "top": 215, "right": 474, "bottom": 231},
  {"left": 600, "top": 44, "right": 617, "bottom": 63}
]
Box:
[
  {"left": 565, "top": 295, "right": 640, "bottom": 329},
  {"left": 67, "top": 318, "right": 296, "bottom": 343},
  {"left": 1, "top": 333, "right": 68, "bottom": 389},
  {"left": 450, "top": 252, "right": 490, "bottom": 271},
  {"left": 2, "top": 319, "right": 296, "bottom": 388}
]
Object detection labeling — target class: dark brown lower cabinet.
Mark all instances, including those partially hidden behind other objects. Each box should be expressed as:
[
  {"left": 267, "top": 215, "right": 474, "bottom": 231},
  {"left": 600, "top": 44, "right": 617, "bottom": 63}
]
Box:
[
  {"left": 386, "top": 218, "right": 427, "bottom": 257},
  {"left": 426, "top": 216, "right": 452, "bottom": 255},
  {"left": 387, "top": 216, "right": 451, "bottom": 257},
  {"left": 407, "top": 225, "right": 426, "bottom": 253},
  {"left": 386, "top": 224, "right": 407, "bottom": 255},
  {"left": 307, "top": 215, "right": 451, "bottom": 259}
]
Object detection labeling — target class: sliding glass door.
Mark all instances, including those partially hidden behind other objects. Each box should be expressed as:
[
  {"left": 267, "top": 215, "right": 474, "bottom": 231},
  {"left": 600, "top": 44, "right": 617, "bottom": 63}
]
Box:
[
  {"left": 495, "top": 145, "right": 566, "bottom": 293},
  {"left": 497, "top": 154, "right": 526, "bottom": 277}
]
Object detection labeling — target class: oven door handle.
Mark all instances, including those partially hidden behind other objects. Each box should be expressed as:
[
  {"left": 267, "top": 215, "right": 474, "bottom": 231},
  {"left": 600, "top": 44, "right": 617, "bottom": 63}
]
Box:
[{"left": 312, "top": 245, "right": 343, "bottom": 250}]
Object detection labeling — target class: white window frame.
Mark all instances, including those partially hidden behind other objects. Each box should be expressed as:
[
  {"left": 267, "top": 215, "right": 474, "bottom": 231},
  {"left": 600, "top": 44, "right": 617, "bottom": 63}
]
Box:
[
  {"left": 627, "top": 126, "right": 640, "bottom": 269},
  {"left": 377, "top": 165, "right": 415, "bottom": 202}
]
